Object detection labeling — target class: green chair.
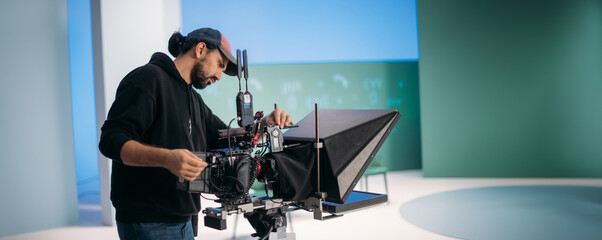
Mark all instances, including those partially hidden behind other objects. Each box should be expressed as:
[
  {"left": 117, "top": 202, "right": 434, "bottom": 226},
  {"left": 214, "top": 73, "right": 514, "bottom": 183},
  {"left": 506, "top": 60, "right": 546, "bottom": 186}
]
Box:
[{"left": 362, "top": 156, "right": 389, "bottom": 196}]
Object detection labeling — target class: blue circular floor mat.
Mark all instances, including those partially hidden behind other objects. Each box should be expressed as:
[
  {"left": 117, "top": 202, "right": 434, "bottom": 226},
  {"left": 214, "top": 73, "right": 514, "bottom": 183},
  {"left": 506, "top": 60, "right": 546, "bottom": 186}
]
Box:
[{"left": 400, "top": 185, "right": 602, "bottom": 240}]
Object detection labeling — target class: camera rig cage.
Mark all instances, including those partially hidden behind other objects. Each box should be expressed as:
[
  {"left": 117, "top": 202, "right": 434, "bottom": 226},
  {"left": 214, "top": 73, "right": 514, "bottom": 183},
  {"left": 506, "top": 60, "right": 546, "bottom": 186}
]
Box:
[{"left": 176, "top": 50, "right": 400, "bottom": 240}]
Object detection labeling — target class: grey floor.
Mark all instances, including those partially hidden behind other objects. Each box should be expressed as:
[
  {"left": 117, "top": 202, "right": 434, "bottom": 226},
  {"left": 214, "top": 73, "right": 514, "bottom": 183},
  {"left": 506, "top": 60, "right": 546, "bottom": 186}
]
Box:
[{"left": 3, "top": 170, "right": 601, "bottom": 240}]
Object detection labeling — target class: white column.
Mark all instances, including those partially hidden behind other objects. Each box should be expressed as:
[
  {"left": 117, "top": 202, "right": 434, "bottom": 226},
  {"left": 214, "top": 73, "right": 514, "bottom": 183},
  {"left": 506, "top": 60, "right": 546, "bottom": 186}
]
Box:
[{"left": 91, "top": 0, "right": 182, "bottom": 226}]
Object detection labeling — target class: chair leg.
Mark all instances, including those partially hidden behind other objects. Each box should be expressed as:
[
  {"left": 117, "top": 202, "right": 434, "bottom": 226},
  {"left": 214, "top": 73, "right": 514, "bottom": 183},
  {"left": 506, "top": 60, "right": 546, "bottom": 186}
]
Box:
[
  {"left": 383, "top": 172, "right": 389, "bottom": 198},
  {"left": 358, "top": 176, "right": 363, "bottom": 190}
]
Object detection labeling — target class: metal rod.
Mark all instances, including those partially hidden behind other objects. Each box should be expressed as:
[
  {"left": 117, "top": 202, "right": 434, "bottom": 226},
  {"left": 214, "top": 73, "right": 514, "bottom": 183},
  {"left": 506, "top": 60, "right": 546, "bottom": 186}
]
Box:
[{"left": 315, "top": 103, "right": 320, "bottom": 193}]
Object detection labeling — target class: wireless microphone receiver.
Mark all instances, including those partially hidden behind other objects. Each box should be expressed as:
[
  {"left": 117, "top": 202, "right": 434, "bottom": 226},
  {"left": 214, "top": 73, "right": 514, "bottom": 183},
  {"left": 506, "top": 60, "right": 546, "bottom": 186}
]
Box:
[{"left": 236, "top": 49, "right": 254, "bottom": 127}]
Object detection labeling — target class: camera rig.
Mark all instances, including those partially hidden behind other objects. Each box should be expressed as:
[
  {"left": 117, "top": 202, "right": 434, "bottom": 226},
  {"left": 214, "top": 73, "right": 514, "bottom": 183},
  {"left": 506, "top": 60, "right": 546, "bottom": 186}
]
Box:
[{"left": 176, "top": 49, "right": 399, "bottom": 240}]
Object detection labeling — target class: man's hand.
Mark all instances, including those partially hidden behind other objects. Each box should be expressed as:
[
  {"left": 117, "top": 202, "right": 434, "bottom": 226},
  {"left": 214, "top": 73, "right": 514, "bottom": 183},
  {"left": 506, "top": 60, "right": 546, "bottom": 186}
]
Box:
[
  {"left": 164, "top": 149, "right": 208, "bottom": 182},
  {"left": 120, "top": 140, "right": 207, "bottom": 181},
  {"left": 262, "top": 107, "right": 294, "bottom": 129}
]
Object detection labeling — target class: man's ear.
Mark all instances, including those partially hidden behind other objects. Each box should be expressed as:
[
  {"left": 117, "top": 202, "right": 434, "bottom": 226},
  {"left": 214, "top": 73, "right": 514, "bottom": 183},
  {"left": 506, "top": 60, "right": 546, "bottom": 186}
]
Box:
[{"left": 195, "top": 42, "right": 207, "bottom": 59}]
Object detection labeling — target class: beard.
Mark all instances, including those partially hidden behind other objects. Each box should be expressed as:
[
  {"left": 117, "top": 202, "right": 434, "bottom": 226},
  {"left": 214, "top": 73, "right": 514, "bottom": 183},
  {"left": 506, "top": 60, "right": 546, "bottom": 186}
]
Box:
[{"left": 190, "top": 61, "right": 214, "bottom": 90}]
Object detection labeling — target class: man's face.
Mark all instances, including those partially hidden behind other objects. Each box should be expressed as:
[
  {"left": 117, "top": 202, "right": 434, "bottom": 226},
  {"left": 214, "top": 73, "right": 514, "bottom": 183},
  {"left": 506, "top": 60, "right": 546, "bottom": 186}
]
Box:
[{"left": 190, "top": 48, "right": 228, "bottom": 89}]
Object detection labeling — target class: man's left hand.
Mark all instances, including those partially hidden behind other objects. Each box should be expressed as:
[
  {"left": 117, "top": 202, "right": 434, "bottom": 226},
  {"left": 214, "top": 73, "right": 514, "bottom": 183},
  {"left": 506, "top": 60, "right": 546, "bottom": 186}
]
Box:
[{"left": 262, "top": 107, "right": 293, "bottom": 129}]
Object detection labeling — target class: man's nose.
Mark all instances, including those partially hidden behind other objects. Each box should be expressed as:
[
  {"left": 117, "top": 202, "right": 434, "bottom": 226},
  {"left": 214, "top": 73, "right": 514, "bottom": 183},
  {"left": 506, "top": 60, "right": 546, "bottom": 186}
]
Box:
[{"left": 215, "top": 71, "right": 222, "bottom": 81}]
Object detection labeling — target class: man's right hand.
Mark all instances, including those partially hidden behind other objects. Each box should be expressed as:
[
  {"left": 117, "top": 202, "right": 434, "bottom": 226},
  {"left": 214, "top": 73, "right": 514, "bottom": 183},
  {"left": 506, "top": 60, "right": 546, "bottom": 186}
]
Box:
[
  {"left": 120, "top": 140, "right": 207, "bottom": 181},
  {"left": 164, "top": 149, "right": 208, "bottom": 182}
]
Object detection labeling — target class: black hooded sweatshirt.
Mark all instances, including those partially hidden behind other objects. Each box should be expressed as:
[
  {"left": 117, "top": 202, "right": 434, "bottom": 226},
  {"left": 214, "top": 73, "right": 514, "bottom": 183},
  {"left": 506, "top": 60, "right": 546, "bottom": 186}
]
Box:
[{"left": 99, "top": 52, "right": 227, "bottom": 223}]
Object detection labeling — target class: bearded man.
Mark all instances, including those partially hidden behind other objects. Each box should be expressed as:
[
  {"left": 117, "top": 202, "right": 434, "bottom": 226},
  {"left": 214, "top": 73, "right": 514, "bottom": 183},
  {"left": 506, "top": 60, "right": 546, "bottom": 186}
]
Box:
[{"left": 99, "top": 27, "right": 293, "bottom": 240}]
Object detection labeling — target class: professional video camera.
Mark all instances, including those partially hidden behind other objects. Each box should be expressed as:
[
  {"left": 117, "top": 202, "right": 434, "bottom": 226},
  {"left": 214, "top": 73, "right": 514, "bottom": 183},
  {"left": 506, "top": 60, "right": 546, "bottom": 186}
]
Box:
[{"left": 177, "top": 49, "right": 400, "bottom": 240}]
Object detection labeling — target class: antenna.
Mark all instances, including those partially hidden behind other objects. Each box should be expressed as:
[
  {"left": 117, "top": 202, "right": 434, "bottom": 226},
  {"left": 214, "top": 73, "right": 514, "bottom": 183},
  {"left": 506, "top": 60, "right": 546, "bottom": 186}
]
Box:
[
  {"left": 243, "top": 49, "right": 249, "bottom": 92},
  {"left": 235, "top": 49, "right": 254, "bottom": 127},
  {"left": 236, "top": 49, "right": 242, "bottom": 92}
]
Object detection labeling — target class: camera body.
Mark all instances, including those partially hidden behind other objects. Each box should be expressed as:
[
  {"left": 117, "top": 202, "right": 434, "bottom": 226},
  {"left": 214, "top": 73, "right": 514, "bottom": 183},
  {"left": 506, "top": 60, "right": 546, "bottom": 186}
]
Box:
[
  {"left": 176, "top": 124, "right": 284, "bottom": 207},
  {"left": 175, "top": 149, "right": 256, "bottom": 205}
]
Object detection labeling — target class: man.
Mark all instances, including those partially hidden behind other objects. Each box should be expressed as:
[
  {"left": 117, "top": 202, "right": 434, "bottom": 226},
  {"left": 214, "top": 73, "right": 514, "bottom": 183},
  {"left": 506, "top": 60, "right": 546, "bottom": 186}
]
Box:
[{"left": 99, "top": 27, "right": 293, "bottom": 240}]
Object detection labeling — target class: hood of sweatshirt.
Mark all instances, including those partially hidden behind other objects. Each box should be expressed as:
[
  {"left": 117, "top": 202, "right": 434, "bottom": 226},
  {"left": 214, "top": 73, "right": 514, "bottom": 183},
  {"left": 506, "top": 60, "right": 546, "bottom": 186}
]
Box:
[
  {"left": 148, "top": 52, "right": 187, "bottom": 86},
  {"left": 148, "top": 52, "right": 199, "bottom": 126}
]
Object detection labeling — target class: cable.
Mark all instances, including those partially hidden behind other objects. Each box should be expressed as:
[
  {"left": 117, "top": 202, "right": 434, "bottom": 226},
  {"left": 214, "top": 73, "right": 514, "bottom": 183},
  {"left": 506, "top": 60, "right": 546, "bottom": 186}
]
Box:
[
  {"left": 259, "top": 134, "right": 268, "bottom": 157},
  {"left": 200, "top": 193, "right": 219, "bottom": 201},
  {"left": 207, "top": 173, "right": 224, "bottom": 192},
  {"left": 262, "top": 178, "right": 283, "bottom": 204},
  {"left": 227, "top": 117, "right": 240, "bottom": 160}
]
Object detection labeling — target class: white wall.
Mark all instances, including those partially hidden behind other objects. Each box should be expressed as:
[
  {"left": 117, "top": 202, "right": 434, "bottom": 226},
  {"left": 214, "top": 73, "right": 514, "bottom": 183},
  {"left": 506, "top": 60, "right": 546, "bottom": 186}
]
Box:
[
  {"left": 0, "top": 0, "right": 78, "bottom": 237},
  {"left": 92, "top": 0, "right": 182, "bottom": 225},
  {"left": 99, "top": 0, "right": 182, "bottom": 110}
]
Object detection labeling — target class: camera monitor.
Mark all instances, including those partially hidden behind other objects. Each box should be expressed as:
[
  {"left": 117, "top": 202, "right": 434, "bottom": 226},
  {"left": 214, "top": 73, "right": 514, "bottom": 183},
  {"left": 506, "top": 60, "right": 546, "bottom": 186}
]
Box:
[{"left": 272, "top": 109, "right": 400, "bottom": 203}]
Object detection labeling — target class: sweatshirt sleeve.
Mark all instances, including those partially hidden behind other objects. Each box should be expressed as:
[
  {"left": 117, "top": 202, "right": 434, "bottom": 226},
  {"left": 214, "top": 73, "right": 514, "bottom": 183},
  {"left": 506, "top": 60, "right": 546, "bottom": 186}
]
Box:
[{"left": 99, "top": 81, "right": 156, "bottom": 163}]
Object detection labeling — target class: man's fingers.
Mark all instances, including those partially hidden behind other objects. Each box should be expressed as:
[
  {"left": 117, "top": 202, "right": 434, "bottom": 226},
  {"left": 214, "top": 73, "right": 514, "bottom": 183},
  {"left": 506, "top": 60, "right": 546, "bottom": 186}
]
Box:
[
  {"left": 264, "top": 108, "right": 293, "bottom": 129},
  {"left": 285, "top": 115, "right": 294, "bottom": 126},
  {"left": 182, "top": 151, "right": 206, "bottom": 167},
  {"left": 184, "top": 150, "right": 203, "bottom": 161},
  {"left": 182, "top": 172, "right": 199, "bottom": 182},
  {"left": 181, "top": 163, "right": 202, "bottom": 173},
  {"left": 186, "top": 157, "right": 204, "bottom": 168},
  {"left": 270, "top": 108, "right": 288, "bottom": 128},
  {"left": 181, "top": 164, "right": 205, "bottom": 181},
  {"left": 167, "top": 149, "right": 208, "bottom": 181},
  {"left": 183, "top": 157, "right": 207, "bottom": 171},
  {"left": 273, "top": 108, "right": 282, "bottom": 126},
  {"left": 277, "top": 112, "right": 293, "bottom": 129}
]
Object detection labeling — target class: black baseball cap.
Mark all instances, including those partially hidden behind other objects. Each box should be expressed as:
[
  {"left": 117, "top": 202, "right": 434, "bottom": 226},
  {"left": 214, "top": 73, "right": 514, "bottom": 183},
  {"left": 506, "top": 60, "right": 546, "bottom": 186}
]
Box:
[{"left": 186, "top": 28, "right": 237, "bottom": 76}]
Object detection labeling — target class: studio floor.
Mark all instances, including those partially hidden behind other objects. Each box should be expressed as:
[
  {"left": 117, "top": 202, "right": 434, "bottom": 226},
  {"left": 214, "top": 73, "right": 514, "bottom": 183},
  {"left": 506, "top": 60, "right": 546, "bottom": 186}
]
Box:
[{"left": 3, "top": 170, "right": 602, "bottom": 240}]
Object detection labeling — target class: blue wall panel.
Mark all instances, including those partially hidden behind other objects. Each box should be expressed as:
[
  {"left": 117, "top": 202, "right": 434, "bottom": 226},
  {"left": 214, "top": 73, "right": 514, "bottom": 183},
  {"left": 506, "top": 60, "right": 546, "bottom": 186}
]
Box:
[
  {"left": 67, "top": 0, "right": 101, "bottom": 225},
  {"left": 181, "top": 0, "right": 419, "bottom": 64}
]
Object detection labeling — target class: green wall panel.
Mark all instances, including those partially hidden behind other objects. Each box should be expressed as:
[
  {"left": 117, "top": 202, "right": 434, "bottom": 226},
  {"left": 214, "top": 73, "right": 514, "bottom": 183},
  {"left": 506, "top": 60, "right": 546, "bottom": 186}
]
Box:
[
  {"left": 418, "top": 0, "right": 602, "bottom": 177},
  {"left": 199, "top": 61, "right": 421, "bottom": 171}
]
